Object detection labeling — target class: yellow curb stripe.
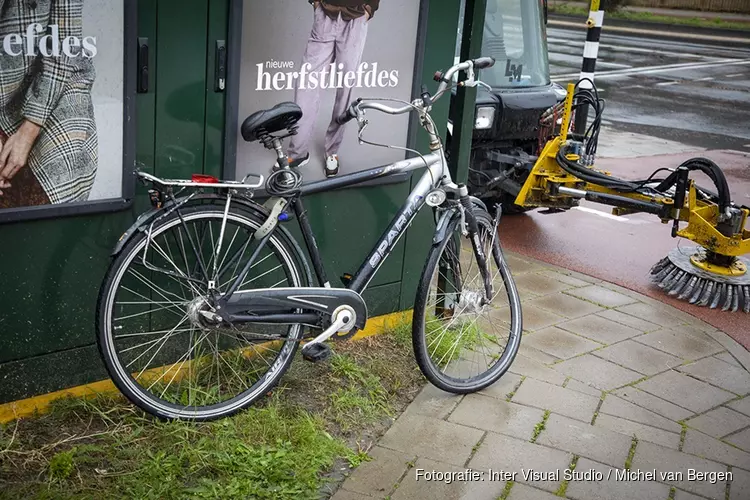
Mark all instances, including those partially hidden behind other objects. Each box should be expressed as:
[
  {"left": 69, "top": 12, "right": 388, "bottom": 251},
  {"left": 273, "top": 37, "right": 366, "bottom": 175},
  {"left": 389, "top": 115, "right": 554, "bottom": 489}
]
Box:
[{"left": 0, "top": 310, "right": 413, "bottom": 424}]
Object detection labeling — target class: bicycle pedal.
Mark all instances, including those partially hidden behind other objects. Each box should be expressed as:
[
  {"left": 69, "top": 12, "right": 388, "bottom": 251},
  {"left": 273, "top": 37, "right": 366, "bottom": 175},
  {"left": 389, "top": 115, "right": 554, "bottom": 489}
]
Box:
[{"left": 301, "top": 342, "right": 332, "bottom": 363}]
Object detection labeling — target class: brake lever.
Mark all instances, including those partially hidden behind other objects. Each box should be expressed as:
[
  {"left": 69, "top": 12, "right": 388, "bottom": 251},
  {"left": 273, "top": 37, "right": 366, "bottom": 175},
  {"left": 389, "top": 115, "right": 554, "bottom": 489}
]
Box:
[{"left": 357, "top": 117, "right": 369, "bottom": 143}]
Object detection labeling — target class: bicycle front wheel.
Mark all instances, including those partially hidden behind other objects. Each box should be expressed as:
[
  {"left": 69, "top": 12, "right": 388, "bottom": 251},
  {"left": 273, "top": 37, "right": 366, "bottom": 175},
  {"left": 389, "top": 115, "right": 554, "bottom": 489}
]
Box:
[
  {"left": 412, "top": 207, "right": 522, "bottom": 393},
  {"left": 97, "top": 206, "right": 310, "bottom": 421}
]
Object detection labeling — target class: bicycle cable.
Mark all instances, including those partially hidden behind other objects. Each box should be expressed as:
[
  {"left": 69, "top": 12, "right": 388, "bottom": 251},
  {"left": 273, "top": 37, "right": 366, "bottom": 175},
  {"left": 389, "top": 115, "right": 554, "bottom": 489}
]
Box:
[
  {"left": 266, "top": 167, "right": 303, "bottom": 197},
  {"left": 355, "top": 95, "right": 449, "bottom": 188}
]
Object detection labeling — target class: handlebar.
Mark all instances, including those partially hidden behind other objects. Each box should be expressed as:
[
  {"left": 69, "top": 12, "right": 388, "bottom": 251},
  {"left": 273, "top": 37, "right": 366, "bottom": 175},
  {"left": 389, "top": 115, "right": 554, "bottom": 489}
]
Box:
[
  {"left": 472, "top": 56, "right": 496, "bottom": 70},
  {"left": 336, "top": 100, "right": 360, "bottom": 125},
  {"left": 336, "top": 57, "right": 495, "bottom": 125}
]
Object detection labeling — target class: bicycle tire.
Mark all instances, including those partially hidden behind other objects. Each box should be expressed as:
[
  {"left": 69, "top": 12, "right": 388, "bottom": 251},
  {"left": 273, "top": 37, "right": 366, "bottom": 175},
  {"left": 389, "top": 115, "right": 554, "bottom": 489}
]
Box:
[
  {"left": 96, "top": 205, "right": 311, "bottom": 421},
  {"left": 412, "top": 207, "right": 522, "bottom": 393}
]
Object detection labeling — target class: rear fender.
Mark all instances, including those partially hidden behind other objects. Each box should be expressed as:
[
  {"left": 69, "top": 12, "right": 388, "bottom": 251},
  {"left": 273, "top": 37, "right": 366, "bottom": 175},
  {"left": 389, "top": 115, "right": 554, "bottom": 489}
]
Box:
[{"left": 111, "top": 194, "right": 270, "bottom": 257}]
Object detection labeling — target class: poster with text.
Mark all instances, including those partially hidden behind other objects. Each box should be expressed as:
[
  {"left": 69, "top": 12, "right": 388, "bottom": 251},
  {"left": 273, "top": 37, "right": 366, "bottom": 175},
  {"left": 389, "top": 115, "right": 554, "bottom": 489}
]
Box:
[
  {"left": 236, "top": 0, "right": 421, "bottom": 183},
  {"left": 0, "top": 0, "right": 124, "bottom": 211}
]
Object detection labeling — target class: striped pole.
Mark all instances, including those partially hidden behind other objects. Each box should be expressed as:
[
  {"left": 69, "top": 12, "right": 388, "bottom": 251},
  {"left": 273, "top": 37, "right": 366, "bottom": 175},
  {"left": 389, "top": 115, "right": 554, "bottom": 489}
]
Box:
[{"left": 574, "top": 0, "right": 605, "bottom": 134}]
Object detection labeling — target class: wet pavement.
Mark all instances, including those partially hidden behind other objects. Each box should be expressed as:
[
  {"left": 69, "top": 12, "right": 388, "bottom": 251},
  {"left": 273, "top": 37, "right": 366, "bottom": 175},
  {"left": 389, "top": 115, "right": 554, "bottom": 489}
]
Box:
[
  {"left": 501, "top": 27, "right": 750, "bottom": 348},
  {"left": 548, "top": 25, "right": 750, "bottom": 152},
  {"left": 332, "top": 254, "right": 750, "bottom": 500}
]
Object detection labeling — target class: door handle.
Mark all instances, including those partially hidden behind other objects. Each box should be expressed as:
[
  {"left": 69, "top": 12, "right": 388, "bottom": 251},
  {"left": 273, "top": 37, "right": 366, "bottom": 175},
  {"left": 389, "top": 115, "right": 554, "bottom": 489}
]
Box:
[
  {"left": 215, "top": 40, "right": 226, "bottom": 92},
  {"left": 137, "top": 37, "right": 149, "bottom": 93}
]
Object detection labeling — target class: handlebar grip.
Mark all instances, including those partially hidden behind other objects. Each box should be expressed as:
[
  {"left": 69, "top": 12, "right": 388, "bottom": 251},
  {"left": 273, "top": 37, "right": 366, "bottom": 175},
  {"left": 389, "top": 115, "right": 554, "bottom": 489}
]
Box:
[
  {"left": 472, "top": 57, "right": 496, "bottom": 70},
  {"left": 336, "top": 101, "right": 359, "bottom": 125}
]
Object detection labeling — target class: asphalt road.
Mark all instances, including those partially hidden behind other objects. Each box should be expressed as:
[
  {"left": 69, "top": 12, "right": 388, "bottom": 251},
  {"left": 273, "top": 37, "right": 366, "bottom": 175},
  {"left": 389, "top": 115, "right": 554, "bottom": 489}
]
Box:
[
  {"left": 547, "top": 24, "right": 750, "bottom": 151},
  {"left": 502, "top": 25, "right": 750, "bottom": 346}
]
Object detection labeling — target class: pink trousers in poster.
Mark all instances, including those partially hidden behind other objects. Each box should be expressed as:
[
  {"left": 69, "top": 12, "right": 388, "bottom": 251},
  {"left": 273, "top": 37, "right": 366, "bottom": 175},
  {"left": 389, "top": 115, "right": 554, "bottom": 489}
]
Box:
[{"left": 288, "top": 7, "right": 369, "bottom": 160}]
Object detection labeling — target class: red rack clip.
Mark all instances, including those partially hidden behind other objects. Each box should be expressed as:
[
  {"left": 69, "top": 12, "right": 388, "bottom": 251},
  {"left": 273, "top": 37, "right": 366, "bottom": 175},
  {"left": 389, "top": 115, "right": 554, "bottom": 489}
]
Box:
[{"left": 192, "top": 174, "right": 219, "bottom": 184}]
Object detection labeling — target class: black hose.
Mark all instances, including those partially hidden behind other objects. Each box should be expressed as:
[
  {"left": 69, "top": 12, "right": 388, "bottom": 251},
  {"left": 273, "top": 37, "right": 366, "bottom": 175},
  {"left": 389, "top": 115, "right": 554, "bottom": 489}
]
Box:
[
  {"left": 556, "top": 145, "right": 638, "bottom": 192},
  {"left": 654, "top": 157, "right": 731, "bottom": 212}
]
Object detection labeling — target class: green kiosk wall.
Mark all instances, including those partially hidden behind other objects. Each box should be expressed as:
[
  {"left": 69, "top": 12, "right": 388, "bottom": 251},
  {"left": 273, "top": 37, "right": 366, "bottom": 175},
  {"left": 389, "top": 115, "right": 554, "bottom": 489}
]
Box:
[{"left": 0, "top": 0, "right": 484, "bottom": 404}]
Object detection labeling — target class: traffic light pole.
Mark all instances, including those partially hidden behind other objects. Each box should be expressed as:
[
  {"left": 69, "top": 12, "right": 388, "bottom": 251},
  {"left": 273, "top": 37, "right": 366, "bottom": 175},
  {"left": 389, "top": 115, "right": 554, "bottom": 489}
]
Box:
[{"left": 574, "top": 0, "right": 605, "bottom": 134}]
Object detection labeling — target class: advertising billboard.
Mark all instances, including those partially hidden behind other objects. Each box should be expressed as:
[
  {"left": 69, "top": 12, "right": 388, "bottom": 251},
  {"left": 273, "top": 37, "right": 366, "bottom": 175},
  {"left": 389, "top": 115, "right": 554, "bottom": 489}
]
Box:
[
  {"left": 0, "top": 0, "right": 126, "bottom": 214},
  {"left": 234, "top": 0, "right": 422, "bottom": 183}
]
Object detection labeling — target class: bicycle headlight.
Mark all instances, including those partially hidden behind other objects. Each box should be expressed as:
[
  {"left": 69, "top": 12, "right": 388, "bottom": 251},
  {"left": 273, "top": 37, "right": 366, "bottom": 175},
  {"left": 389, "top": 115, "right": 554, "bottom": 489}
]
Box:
[{"left": 474, "top": 106, "right": 495, "bottom": 130}]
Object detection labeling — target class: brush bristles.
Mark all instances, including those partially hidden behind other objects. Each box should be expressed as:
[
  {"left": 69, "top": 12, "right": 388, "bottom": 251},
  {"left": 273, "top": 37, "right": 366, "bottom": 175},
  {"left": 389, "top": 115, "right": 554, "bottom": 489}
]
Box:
[{"left": 650, "top": 261, "right": 750, "bottom": 313}]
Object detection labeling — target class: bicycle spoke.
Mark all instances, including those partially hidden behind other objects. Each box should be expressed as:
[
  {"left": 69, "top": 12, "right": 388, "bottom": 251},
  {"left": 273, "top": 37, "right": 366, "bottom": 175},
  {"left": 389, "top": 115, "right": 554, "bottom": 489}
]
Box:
[
  {"left": 149, "top": 239, "right": 206, "bottom": 298},
  {"left": 127, "top": 268, "right": 189, "bottom": 305},
  {"left": 237, "top": 263, "right": 284, "bottom": 290},
  {"left": 102, "top": 210, "right": 305, "bottom": 419},
  {"left": 129, "top": 314, "right": 191, "bottom": 373},
  {"left": 216, "top": 226, "right": 241, "bottom": 281},
  {"left": 205, "top": 335, "right": 251, "bottom": 392},
  {"left": 150, "top": 328, "right": 211, "bottom": 395},
  {"left": 219, "top": 252, "right": 274, "bottom": 291},
  {"left": 115, "top": 327, "right": 193, "bottom": 339},
  {"left": 115, "top": 301, "right": 188, "bottom": 322}
]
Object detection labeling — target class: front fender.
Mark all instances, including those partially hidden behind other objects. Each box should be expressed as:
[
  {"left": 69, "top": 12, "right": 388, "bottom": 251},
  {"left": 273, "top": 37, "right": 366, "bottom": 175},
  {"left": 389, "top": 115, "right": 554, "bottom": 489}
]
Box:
[
  {"left": 469, "top": 196, "right": 488, "bottom": 213},
  {"left": 111, "top": 194, "right": 270, "bottom": 257},
  {"left": 431, "top": 197, "right": 491, "bottom": 247}
]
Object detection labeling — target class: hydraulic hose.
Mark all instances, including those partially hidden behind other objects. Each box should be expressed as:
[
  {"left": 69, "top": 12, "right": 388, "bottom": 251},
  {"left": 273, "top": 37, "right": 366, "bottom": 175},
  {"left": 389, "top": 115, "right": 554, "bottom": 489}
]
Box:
[
  {"left": 556, "top": 147, "right": 733, "bottom": 214},
  {"left": 654, "top": 157, "right": 732, "bottom": 213}
]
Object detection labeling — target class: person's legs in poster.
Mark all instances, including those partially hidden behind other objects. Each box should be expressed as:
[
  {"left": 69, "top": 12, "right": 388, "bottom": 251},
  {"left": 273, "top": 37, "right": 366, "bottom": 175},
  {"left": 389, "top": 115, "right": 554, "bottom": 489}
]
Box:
[
  {"left": 324, "top": 15, "right": 369, "bottom": 177},
  {"left": 287, "top": 7, "right": 336, "bottom": 168}
]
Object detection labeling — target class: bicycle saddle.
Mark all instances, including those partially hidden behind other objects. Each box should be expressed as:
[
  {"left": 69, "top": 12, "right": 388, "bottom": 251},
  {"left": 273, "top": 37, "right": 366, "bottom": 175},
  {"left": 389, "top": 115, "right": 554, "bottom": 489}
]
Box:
[{"left": 241, "top": 102, "right": 303, "bottom": 142}]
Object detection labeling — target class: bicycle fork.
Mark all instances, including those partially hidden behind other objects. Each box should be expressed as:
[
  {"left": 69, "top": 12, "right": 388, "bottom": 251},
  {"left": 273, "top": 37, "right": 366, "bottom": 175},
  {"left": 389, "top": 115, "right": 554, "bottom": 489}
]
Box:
[{"left": 459, "top": 190, "right": 494, "bottom": 303}]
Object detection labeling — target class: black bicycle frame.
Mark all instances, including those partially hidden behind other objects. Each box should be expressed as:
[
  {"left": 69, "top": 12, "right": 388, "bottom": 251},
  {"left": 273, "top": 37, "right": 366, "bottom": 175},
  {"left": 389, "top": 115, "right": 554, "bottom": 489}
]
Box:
[{"left": 215, "top": 153, "right": 447, "bottom": 324}]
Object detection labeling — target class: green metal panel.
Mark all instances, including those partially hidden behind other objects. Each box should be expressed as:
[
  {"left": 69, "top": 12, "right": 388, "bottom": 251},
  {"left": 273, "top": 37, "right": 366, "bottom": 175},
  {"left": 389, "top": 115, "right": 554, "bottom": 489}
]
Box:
[
  {"left": 137, "top": 0, "right": 157, "bottom": 176},
  {"left": 0, "top": 282, "right": 398, "bottom": 402},
  {"left": 0, "top": 0, "right": 216, "bottom": 403},
  {"left": 0, "top": 214, "right": 133, "bottom": 366},
  {"left": 399, "top": 0, "right": 465, "bottom": 311},
  {"left": 204, "top": 0, "right": 230, "bottom": 177},
  {"left": 0, "top": 345, "right": 106, "bottom": 403},
  {"left": 449, "top": 0, "right": 486, "bottom": 185},
  {"left": 0, "top": 0, "right": 463, "bottom": 403},
  {"left": 154, "top": 0, "right": 209, "bottom": 179},
  {"left": 297, "top": 184, "right": 410, "bottom": 291}
]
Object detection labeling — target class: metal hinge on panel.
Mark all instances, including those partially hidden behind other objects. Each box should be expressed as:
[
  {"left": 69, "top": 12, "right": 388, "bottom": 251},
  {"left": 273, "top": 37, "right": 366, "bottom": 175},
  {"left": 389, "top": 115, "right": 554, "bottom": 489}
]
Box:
[{"left": 215, "top": 40, "right": 227, "bottom": 92}]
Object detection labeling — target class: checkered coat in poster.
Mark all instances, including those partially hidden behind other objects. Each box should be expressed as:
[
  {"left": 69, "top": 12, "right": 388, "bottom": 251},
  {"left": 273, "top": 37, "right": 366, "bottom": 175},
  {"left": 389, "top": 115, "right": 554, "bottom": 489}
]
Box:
[{"left": 0, "top": 0, "right": 97, "bottom": 204}]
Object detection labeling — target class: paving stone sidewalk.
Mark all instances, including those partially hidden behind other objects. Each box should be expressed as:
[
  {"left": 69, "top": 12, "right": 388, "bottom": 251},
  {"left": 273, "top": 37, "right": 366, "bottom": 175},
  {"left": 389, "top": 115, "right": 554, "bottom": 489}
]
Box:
[{"left": 332, "top": 253, "right": 750, "bottom": 500}]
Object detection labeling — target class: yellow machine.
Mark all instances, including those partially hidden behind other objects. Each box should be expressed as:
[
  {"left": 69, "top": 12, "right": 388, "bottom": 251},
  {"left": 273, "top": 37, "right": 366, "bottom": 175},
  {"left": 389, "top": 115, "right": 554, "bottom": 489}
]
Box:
[{"left": 513, "top": 83, "right": 750, "bottom": 312}]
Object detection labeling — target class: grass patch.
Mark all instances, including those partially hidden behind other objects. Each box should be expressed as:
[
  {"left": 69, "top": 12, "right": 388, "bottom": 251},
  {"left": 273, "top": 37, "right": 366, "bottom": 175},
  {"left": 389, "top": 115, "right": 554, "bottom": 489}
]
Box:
[
  {"left": 556, "top": 455, "right": 578, "bottom": 497},
  {"left": 531, "top": 410, "right": 551, "bottom": 443},
  {"left": 0, "top": 325, "right": 425, "bottom": 500},
  {"left": 506, "top": 376, "right": 526, "bottom": 402},
  {"left": 678, "top": 421, "right": 689, "bottom": 451},
  {"left": 591, "top": 391, "right": 607, "bottom": 425},
  {"left": 624, "top": 436, "right": 638, "bottom": 470},
  {"left": 550, "top": 4, "right": 750, "bottom": 31},
  {"left": 499, "top": 480, "right": 515, "bottom": 500},
  {"left": 424, "top": 313, "right": 489, "bottom": 368}
]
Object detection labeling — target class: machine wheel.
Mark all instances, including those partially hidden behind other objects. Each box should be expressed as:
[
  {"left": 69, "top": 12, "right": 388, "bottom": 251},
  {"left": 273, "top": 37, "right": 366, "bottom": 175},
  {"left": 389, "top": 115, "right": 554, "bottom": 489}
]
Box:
[
  {"left": 482, "top": 194, "right": 532, "bottom": 216},
  {"left": 501, "top": 194, "right": 533, "bottom": 215}
]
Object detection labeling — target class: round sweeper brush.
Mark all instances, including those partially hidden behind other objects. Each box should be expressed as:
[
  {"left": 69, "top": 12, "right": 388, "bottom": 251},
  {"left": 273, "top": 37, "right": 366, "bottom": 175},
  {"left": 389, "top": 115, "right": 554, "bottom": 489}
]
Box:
[{"left": 651, "top": 247, "right": 750, "bottom": 313}]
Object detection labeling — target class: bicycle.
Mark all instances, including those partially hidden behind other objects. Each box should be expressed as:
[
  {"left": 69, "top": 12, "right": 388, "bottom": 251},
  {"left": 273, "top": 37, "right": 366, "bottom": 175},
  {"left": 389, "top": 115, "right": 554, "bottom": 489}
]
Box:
[{"left": 96, "top": 57, "right": 523, "bottom": 421}]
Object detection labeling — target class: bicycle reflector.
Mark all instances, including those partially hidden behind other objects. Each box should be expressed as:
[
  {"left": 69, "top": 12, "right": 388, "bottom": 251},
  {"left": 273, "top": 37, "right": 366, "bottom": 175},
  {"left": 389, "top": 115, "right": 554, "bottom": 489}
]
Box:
[{"left": 192, "top": 174, "right": 220, "bottom": 183}]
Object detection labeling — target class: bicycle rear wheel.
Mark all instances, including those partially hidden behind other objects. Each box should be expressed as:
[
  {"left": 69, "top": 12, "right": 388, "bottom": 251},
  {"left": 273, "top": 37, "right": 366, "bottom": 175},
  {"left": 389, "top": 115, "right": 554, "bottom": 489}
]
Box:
[
  {"left": 412, "top": 207, "right": 522, "bottom": 393},
  {"left": 97, "top": 205, "right": 310, "bottom": 421}
]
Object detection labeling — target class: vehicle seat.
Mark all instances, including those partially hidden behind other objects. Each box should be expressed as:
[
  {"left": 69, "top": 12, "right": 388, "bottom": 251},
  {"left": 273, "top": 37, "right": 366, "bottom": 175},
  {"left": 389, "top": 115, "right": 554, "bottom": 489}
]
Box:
[{"left": 241, "top": 102, "right": 303, "bottom": 142}]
